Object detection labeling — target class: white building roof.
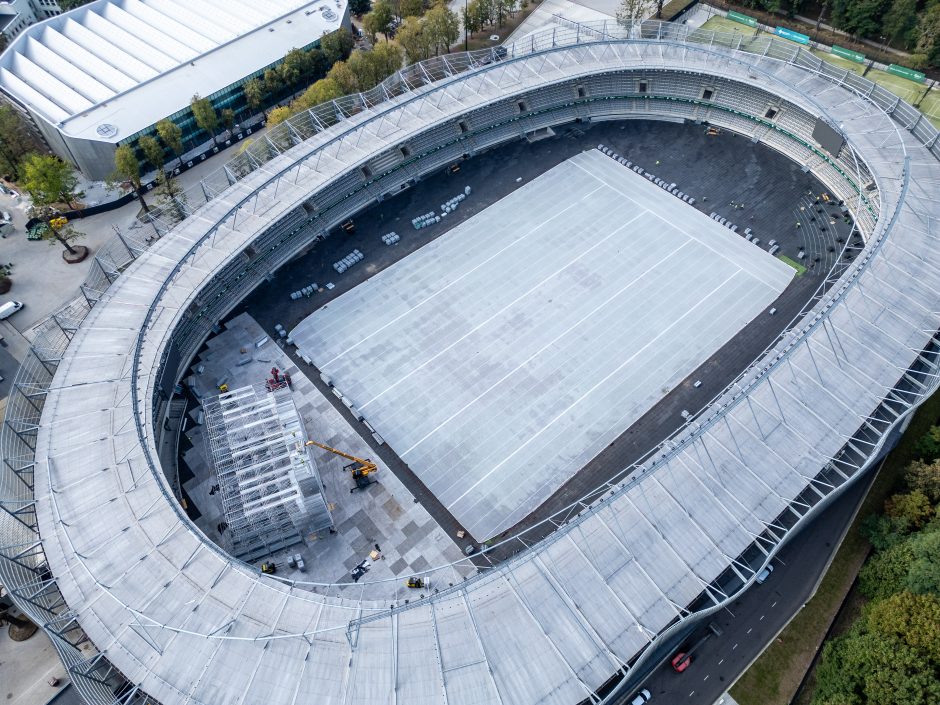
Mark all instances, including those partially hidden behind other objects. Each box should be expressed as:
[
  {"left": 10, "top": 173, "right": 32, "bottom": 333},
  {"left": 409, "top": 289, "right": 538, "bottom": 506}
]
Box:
[{"left": 0, "top": 0, "right": 346, "bottom": 143}]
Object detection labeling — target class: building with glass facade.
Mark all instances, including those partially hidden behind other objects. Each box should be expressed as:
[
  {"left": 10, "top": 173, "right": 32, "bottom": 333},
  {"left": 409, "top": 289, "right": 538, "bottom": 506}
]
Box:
[{"left": 0, "top": 0, "right": 350, "bottom": 180}]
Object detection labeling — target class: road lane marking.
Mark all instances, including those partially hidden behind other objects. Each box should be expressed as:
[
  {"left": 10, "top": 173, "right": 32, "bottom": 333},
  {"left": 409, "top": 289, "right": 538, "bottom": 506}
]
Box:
[{"left": 747, "top": 628, "right": 752, "bottom": 635}]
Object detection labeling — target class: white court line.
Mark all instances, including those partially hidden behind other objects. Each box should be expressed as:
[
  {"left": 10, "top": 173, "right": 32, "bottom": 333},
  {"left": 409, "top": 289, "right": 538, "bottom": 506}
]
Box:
[
  {"left": 568, "top": 153, "right": 793, "bottom": 286},
  {"left": 398, "top": 239, "right": 694, "bottom": 458},
  {"left": 318, "top": 179, "right": 607, "bottom": 369},
  {"left": 358, "top": 211, "right": 646, "bottom": 410},
  {"left": 444, "top": 269, "right": 740, "bottom": 513}
]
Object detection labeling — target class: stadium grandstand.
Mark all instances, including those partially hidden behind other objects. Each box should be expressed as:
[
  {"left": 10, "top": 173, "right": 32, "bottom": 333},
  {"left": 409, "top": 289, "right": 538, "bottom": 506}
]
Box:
[{"left": 1, "top": 18, "right": 939, "bottom": 705}]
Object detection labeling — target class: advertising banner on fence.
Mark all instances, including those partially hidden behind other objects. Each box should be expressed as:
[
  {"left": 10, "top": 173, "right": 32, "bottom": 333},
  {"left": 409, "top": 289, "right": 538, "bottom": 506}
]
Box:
[
  {"left": 831, "top": 45, "right": 865, "bottom": 63},
  {"left": 887, "top": 64, "right": 926, "bottom": 83},
  {"left": 727, "top": 11, "right": 757, "bottom": 28},
  {"left": 776, "top": 27, "right": 810, "bottom": 44}
]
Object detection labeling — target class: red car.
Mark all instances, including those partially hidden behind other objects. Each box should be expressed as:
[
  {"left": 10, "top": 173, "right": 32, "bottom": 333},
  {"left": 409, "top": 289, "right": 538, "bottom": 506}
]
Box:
[{"left": 671, "top": 652, "right": 692, "bottom": 673}]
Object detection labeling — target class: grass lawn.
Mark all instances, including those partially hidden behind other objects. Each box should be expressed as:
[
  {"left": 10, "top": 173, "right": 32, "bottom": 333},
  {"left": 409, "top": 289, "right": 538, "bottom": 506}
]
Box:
[
  {"left": 777, "top": 254, "right": 807, "bottom": 276},
  {"left": 698, "top": 17, "right": 940, "bottom": 129},
  {"left": 729, "top": 387, "right": 940, "bottom": 705}
]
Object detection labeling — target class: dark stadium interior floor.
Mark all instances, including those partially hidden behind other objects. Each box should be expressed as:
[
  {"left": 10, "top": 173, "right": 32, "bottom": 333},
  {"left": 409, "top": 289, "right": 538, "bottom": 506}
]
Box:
[{"left": 228, "top": 119, "right": 856, "bottom": 556}]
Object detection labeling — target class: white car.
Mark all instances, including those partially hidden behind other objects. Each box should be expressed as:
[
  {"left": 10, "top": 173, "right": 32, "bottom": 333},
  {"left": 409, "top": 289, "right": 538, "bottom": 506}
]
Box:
[
  {"left": 629, "top": 689, "right": 651, "bottom": 705},
  {"left": 0, "top": 301, "right": 23, "bottom": 319},
  {"left": 756, "top": 564, "right": 774, "bottom": 584}
]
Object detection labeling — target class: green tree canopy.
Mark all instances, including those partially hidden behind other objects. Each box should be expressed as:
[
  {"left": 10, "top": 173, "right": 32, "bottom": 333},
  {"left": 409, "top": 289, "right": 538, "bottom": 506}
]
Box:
[
  {"left": 21, "top": 154, "right": 80, "bottom": 208},
  {"left": 906, "top": 459, "right": 940, "bottom": 503},
  {"left": 364, "top": 1, "right": 395, "bottom": 42},
  {"left": 138, "top": 135, "right": 165, "bottom": 174},
  {"left": 327, "top": 60, "right": 360, "bottom": 95},
  {"left": 190, "top": 94, "right": 220, "bottom": 144},
  {"left": 0, "top": 105, "right": 42, "bottom": 180},
  {"left": 400, "top": 0, "right": 424, "bottom": 18},
  {"left": 321, "top": 28, "right": 355, "bottom": 63},
  {"left": 349, "top": 0, "right": 372, "bottom": 15},
  {"left": 243, "top": 78, "right": 265, "bottom": 112},
  {"left": 112, "top": 144, "right": 149, "bottom": 213},
  {"left": 155, "top": 119, "right": 184, "bottom": 167},
  {"left": 885, "top": 491, "right": 934, "bottom": 531},
  {"left": 424, "top": 4, "right": 459, "bottom": 55},
  {"left": 396, "top": 16, "right": 431, "bottom": 63}
]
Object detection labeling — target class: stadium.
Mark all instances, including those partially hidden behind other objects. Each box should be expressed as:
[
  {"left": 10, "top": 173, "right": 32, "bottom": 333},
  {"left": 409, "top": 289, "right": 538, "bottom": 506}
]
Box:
[{"left": 2, "top": 17, "right": 940, "bottom": 705}]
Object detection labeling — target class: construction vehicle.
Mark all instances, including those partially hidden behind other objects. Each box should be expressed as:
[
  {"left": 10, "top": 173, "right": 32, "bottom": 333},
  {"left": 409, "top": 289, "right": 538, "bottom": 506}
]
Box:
[
  {"left": 303, "top": 440, "right": 378, "bottom": 493},
  {"left": 261, "top": 562, "right": 277, "bottom": 574},
  {"left": 406, "top": 576, "right": 430, "bottom": 589}
]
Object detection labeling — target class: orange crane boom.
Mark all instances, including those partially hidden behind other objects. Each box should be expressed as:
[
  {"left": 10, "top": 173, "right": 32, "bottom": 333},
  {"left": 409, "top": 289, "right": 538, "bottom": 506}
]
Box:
[{"left": 302, "top": 440, "right": 377, "bottom": 478}]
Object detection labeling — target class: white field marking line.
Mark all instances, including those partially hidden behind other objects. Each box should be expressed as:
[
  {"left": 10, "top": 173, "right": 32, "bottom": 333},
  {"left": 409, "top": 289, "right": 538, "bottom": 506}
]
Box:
[
  {"left": 568, "top": 155, "right": 793, "bottom": 287},
  {"left": 318, "top": 179, "right": 607, "bottom": 369},
  {"left": 440, "top": 268, "right": 740, "bottom": 511},
  {"left": 461, "top": 271, "right": 757, "bottom": 534},
  {"left": 398, "top": 238, "right": 692, "bottom": 458},
  {"left": 358, "top": 210, "right": 647, "bottom": 410}
]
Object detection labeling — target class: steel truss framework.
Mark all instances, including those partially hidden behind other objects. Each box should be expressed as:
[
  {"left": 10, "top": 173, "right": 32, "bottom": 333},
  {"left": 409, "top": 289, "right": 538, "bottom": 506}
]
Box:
[{"left": 1, "top": 20, "right": 939, "bottom": 705}]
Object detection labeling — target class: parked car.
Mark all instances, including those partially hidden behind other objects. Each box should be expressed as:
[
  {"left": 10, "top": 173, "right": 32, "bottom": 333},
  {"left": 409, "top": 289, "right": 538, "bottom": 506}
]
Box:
[
  {"left": 0, "top": 301, "right": 23, "bottom": 320},
  {"left": 756, "top": 563, "right": 774, "bottom": 584},
  {"left": 629, "top": 689, "right": 651, "bottom": 705},
  {"left": 671, "top": 652, "right": 691, "bottom": 672}
]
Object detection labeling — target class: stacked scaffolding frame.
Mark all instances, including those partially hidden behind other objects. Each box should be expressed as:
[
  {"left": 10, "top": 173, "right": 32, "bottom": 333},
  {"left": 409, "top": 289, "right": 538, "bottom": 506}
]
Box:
[{"left": 203, "top": 384, "right": 332, "bottom": 561}]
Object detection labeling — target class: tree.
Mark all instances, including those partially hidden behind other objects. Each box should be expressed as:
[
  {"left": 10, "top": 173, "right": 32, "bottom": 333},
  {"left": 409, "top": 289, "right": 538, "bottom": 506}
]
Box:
[
  {"left": 295, "top": 78, "right": 344, "bottom": 111},
  {"left": 155, "top": 171, "right": 188, "bottom": 223},
  {"left": 914, "top": 426, "right": 940, "bottom": 463},
  {"left": 860, "top": 539, "right": 915, "bottom": 600},
  {"left": 263, "top": 68, "right": 283, "bottom": 99},
  {"left": 321, "top": 27, "right": 355, "bottom": 63},
  {"left": 0, "top": 105, "right": 42, "bottom": 180},
  {"left": 882, "top": 0, "right": 920, "bottom": 48},
  {"left": 866, "top": 591, "right": 940, "bottom": 663},
  {"left": 464, "top": 0, "right": 483, "bottom": 37},
  {"left": 243, "top": 77, "right": 265, "bottom": 113},
  {"left": 20, "top": 154, "right": 80, "bottom": 208},
  {"left": 616, "top": 0, "right": 655, "bottom": 27},
  {"left": 906, "top": 459, "right": 940, "bottom": 503},
  {"left": 839, "top": 0, "right": 890, "bottom": 39},
  {"left": 112, "top": 144, "right": 149, "bottom": 213},
  {"left": 916, "top": 4, "right": 940, "bottom": 66},
  {"left": 45, "top": 217, "right": 86, "bottom": 259},
  {"left": 267, "top": 106, "right": 294, "bottom": 126},
  {"left": 884, "top": 491, "right": 934, "bottom": 531},
  {"left": 350, "top": 0, "right": 372, "bottom": 15},
  {"left": 400, "top": 0, "right": 423, "bottom": 17},
  {"left": 279, "top": 47, "right": 312, "bottom": 87},
  {"left": 0, "top": 262, "right": 14, "bottom": 294},
  {"left": 138, "top": 135, "right": 164, "bottom": 176},
  {"left": 905, "top": 529, "right": 940, "bottom": 596},
  {"left": 190, "top": 94, "right": 220, "bottom": 145},
  {"left": 155, "top": 119, "right": 184, "bottom": 169},
  {"left": 327, "top": 60, "right": 360, "bottom": 95},
  {"left": 424, "top": 4, "right": 459, "bottom": 55},
  {"left": 364, "top": 1, "right": 395, "bottom": 42},
  {"left": 397, "top": 16, "right": 431, "bottom": 63},
  {"left": 372, "top": 41, "right": 404, "bottom": 78},
  {"left": 814, "top": 630, "right": 940, "bottom": 705},
  {"left": 221, "top": 108, "right": 236, "bottom": 134}
]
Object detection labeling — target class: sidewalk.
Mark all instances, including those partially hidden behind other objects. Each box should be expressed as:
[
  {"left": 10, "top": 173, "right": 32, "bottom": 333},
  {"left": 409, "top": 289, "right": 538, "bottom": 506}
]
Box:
[{"left": 0, "top": 625, "right": 70, "bottom": 705}]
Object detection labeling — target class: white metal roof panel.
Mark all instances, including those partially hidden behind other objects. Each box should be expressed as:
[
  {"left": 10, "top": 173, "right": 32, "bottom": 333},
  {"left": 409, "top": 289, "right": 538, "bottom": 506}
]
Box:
[{"left": 0, "top": 0, "right": 346, "bottom": 141}]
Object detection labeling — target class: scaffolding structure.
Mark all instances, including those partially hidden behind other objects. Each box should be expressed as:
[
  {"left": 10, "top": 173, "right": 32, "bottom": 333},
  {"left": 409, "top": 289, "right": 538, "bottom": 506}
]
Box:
[{"left": 203, "top": 384, "right": 333, "bottom": 561}]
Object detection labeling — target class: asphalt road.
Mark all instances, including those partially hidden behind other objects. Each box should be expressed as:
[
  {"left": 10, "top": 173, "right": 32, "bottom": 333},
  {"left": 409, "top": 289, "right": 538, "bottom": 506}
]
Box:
[{"left": 632, "top": 462, "right": 879, "bottom": 705}]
